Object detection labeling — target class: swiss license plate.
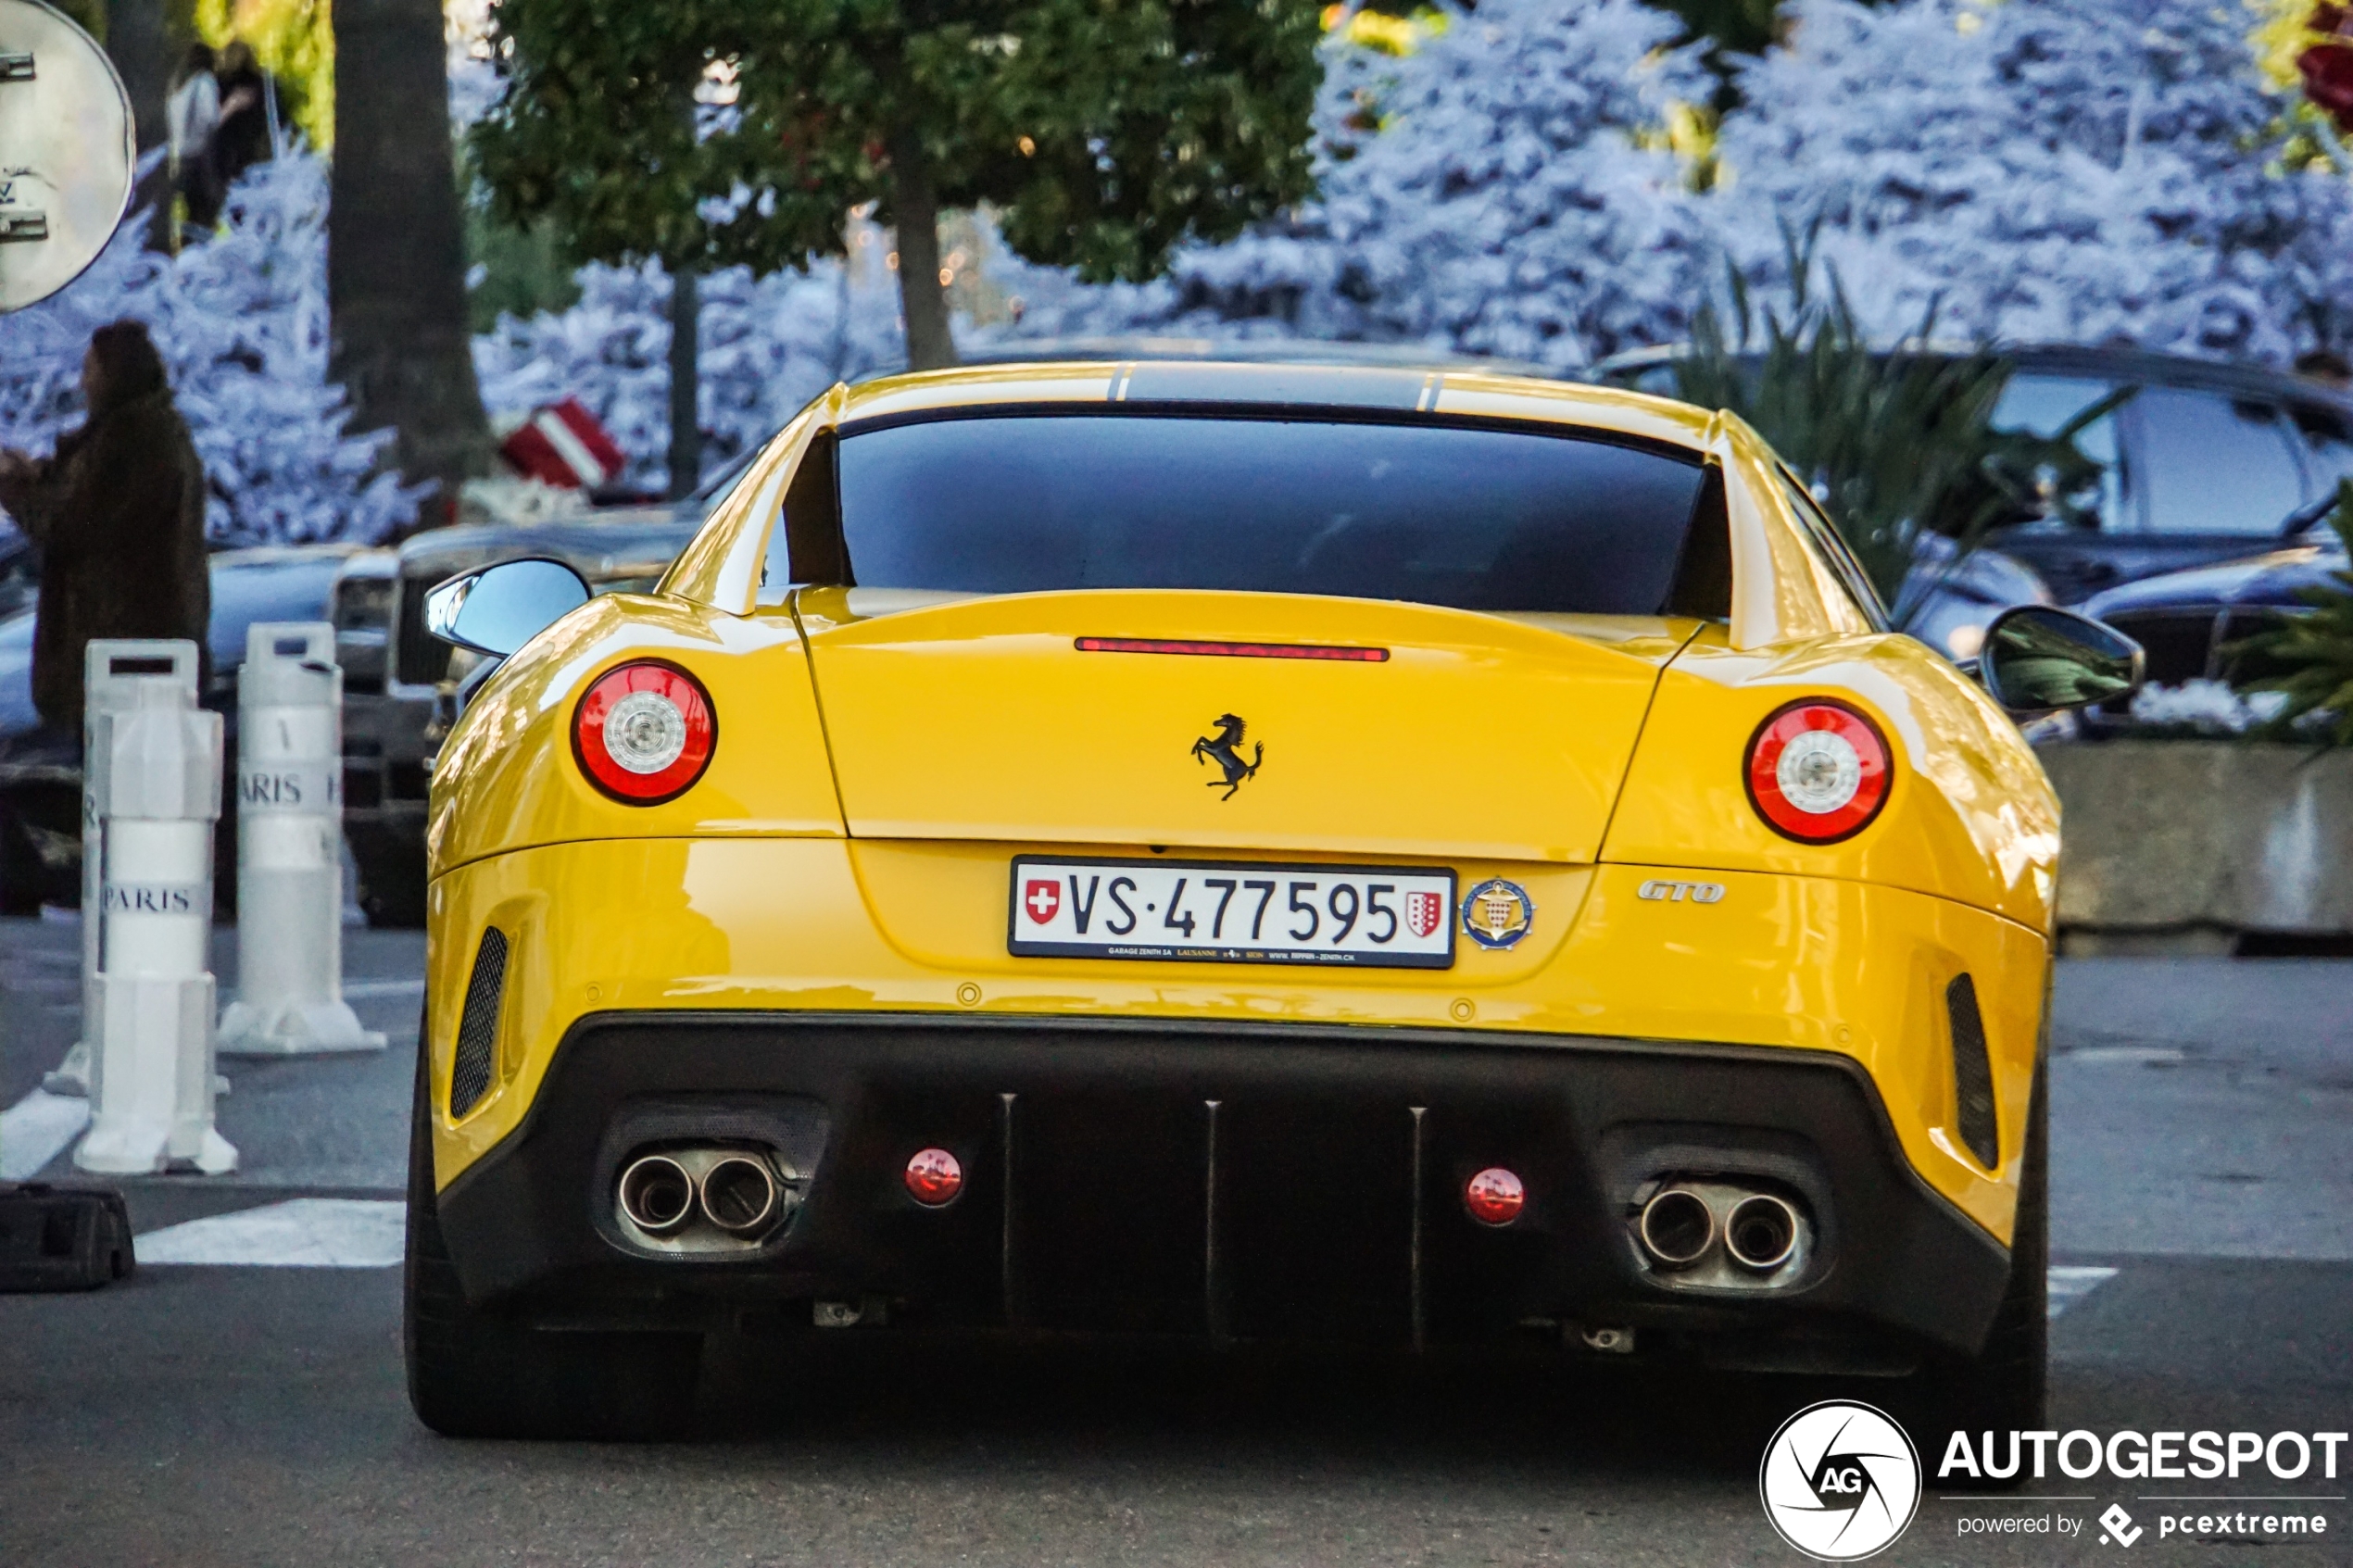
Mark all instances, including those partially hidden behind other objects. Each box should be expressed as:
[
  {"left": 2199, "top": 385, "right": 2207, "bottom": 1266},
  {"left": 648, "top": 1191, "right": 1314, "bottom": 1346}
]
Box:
[{"left": 1008, "top": 857, "right": 1456, "bottom": 969}]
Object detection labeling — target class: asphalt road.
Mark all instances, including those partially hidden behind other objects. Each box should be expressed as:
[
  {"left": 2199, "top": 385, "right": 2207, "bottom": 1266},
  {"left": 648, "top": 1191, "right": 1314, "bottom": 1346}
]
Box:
[{"left": 2, "top": 925, "right": 2347, "bottom": 1567}]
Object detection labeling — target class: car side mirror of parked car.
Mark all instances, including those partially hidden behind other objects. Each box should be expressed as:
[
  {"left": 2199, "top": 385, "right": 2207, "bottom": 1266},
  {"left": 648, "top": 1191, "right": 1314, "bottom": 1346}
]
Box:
[
  {"left": 423, "top": 558, "right": 591, "bottom": 659},
  {"left": 1977, "top": 605, "right": 2145, "bottom": 714}
]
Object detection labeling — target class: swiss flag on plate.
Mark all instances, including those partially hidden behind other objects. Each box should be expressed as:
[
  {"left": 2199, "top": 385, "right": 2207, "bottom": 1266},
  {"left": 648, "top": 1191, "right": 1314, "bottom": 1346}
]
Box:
[
  {"left": 1023, "top": 878, "right": 1062, "bottom": 924},
  {"left": 1405, "top": 890, "right": 1444, "bottom": 939}
]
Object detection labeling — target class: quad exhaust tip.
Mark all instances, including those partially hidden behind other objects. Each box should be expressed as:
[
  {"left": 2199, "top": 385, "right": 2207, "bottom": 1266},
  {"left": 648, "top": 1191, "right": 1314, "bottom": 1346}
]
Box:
[
  {"left": 698, "top": 1154, "right": 782, "bottom": 1236},
  {"left": 1636, "top": 1187, "right": 1716, "bottom": 1267},
  {"left": 1724, "top": 1192, "right": 1799, "bottom": 1272},
  {"left": 1635, "top": 1181, "right": 1809, "bottom": 1281},
  {"left": 617, "top": 1153, "right": 696, "bottom": 1235},
  {"left": 613, "top": 1146, "right": 795, "bottom": 1245}
]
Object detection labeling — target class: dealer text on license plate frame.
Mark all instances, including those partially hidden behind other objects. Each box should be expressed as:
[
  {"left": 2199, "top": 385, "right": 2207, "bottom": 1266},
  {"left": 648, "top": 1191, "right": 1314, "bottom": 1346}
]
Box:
[{"left": 1007, "top": 856, "right": 1457, "bottom": 969}]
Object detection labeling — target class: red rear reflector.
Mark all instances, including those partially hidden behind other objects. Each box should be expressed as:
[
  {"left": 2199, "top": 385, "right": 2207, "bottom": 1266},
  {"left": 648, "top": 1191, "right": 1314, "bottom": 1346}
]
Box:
[
  {"left": 1076, "top": 637, "right": 1388, "bottom": 662},
  {"left": 1464, "top": 1167, "right": 1525, "bottom": 1225},
  {"left": 573, "top": 660, "right": 716, "bottom": 805},
  {"left": 1743, "top": 698, "right": 1892, "bottom": 844},
  {"left": 904, "top": 1148, "right": 963, "bottom": 1206}
]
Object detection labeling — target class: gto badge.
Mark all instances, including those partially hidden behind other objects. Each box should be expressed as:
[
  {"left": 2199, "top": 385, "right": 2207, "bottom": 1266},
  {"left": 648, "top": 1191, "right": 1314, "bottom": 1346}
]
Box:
[
  {"left": 1190, "top": 712, "right": 1263, "bottom": 799},
  {"left": 1461, "top": 878, "right": 1535, "bottom": 949},
  {"left": 1638, "top": 879, "right": 1726, "bottom": 904}
]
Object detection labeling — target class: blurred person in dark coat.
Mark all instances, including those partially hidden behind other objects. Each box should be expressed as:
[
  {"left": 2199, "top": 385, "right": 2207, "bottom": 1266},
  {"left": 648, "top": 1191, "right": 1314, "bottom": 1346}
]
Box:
[
  {"left": 166, "top": 42, "right": 226, "bottom": 234},
  {"left": 208, "top": 41, "right": 280, "bottom": 197},
  {"left": 0, "top": 322, "right": 211, "bottom": 741}
]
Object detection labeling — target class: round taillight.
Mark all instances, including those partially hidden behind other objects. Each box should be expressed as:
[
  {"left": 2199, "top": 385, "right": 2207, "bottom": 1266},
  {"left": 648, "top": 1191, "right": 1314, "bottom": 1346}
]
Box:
[
  {"left": 904, "top": 1148, "right": 963, "bottom": 1206},
  {"left": 1744, "top": 699, "right": 1891, "bottom": 844},
  {"left": 573, "top": 660, "right": 715, "bottom": 804},
  {"left": 1465, "top": 1167, "right": 1525, "bottom": 1226}
]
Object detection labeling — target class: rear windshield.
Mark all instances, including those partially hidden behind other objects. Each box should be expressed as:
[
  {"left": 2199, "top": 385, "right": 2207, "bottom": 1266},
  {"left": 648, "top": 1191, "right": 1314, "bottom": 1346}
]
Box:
[{"left": 823, "top": 414, "right": 1709, "bottom": 615}]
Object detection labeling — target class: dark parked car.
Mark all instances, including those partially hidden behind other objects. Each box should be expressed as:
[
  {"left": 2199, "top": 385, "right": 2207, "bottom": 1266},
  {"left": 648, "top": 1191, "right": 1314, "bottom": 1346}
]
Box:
[
  {"left": 1600, "top": 345, "right": 2353, "bottom": 607},
  {"left": 338, "top": 508, "right": 711, "bottom": 925},
  {"left": 0, "top": 513, "right": 714, "bottom": 922},
  {"left": 0, "top": 544, "right": 371, "bottom": 913},
  {"left": 1979, "top": 348, "right": 2353, "bottom": 602},
  {"left": 2077, "top": 521, "right": 2347, "bottom": 690}
]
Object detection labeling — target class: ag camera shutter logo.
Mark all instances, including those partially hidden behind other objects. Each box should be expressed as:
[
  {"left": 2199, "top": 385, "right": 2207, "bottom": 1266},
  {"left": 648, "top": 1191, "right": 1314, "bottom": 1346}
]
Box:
[{"left": 1759, "top": 1400, "right": 1922, "bottom": 1561}]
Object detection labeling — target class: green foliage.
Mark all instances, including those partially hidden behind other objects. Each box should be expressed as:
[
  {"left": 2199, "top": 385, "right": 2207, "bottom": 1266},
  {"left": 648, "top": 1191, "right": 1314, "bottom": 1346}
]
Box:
[
  {"left": 467, "top": 0, "right": 1325, "bottom": 283},
  {"left": 1637, "top": 0, "right": 1780, "bottom": 113},
  {"left": 1646, "top": 0, "right": 1780, "bottom": 59},
  {"left": 52, "top": 0, "right": 107, "bottom": 43},
  {"left": 459, "top": 116, "right": 580, "bottom": 333},
  {"left": 464, "top": 205, "right": 582, "bottom": 333},
  {"left": 1660, "top": 239, "right": 2113, "bottom": 609},
  {"left": 2242, "top": 480, "right": 2353, "bottom": 747}
]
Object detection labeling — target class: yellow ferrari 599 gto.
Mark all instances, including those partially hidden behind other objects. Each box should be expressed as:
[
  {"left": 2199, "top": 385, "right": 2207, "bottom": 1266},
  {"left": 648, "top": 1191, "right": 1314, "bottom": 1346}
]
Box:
[{"left": 404, "top": 361, "right": 2140, "bottom": 1440}]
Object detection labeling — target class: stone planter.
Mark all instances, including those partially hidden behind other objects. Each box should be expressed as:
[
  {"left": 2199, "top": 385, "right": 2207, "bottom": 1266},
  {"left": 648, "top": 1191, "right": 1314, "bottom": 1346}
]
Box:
[{"left": 2038, "top": 740, "right": 2353, "bottom": 953}]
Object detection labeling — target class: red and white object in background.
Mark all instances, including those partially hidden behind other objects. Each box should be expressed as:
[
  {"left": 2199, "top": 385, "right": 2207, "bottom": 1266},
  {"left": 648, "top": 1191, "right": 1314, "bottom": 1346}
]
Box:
[
  {"left": 2300, "top": 5, "right": 2353, "bottom": 133},
  {"left": 498, "top": 398, "right": 627, "bottom": 489}
]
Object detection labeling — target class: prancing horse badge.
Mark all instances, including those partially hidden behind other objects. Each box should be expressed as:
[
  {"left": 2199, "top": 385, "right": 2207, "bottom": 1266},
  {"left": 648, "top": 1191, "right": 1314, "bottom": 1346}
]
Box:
[{"left": 1191, "top": 713, "right": 1263, "bottom": 799}]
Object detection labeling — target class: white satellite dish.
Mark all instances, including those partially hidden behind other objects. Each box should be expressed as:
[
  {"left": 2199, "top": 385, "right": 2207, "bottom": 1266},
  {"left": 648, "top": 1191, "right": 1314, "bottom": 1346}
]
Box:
[{"left": 0, "top": 0, "right": 135, "bottom": 314}]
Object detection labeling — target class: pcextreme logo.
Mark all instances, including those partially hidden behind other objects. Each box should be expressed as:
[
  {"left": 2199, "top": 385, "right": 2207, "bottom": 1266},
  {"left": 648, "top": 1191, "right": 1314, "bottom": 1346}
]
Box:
[{"left": 1759, "top": 1400, "right": 1923, "bottom": 1561}]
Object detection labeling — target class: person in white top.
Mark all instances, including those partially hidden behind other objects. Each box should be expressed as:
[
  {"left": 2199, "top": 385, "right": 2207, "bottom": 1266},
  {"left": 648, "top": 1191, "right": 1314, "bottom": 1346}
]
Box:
[{"left": 165, "top": 43, "right": 223, "bottom": 237}]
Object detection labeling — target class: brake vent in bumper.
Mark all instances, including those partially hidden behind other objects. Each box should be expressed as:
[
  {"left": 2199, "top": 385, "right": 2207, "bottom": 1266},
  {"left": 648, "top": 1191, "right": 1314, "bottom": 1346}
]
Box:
[
  {"left": 1945, "top": 974, "right": 1998, "bottom": 1169},
  {"left": 448, "top": 929, "right": 510, "bottom": 1119}
]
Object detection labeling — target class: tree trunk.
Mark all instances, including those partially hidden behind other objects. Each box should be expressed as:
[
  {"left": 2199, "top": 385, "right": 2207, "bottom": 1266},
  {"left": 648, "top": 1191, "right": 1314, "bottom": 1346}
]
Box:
[
  {"left": 667, "top": 267, "right": 700, "bottom": 499},
  {"left": 103, "top": 0, "right": 175, "bottom": 249},
  {"left": 886, "top": 125, "right": 957, "bottom": 371},
  {"left": 328, "top": 0, "right": 493, "bottom": 528},
  {"left": 102, "top": 0, "right": 169, "bottom": 148}
]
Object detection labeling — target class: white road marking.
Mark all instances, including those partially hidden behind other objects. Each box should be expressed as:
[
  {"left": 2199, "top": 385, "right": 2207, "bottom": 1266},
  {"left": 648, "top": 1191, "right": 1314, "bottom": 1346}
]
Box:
[
  {"left": 135, "top": 1198, "right": 405, "bottom": 1267},
  {"left": 0, "top": 1088, "right": 92, "bottom": 1179},
  {"left": 2048, "top": 1264, "right": 2120, "bottom": 1318},
  {"left": 336, "top": 978, "right": 425, "bottom": 997}
]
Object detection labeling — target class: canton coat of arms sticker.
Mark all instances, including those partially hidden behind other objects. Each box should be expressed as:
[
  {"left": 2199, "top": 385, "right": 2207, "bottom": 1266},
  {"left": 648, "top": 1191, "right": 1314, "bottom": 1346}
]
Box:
[
  {"left": 1404, "top": 890, "right": 1446, "bottom": 939},
  {"left": 1460, "top": 878, "right": 1534, "bottom": 949}
]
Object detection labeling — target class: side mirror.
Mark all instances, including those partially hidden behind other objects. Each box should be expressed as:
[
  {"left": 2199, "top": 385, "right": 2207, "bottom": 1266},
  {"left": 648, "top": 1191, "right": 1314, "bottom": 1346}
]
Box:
[
  {"left": 422, "top": 558, "right": 591, "bottom": 659},
  {"left": 1979, "top": 605, "right": 2145, "bottom": 714}
]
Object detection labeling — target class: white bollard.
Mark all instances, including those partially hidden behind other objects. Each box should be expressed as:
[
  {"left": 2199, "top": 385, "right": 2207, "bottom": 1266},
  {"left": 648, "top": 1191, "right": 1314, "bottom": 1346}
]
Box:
[
  {"left": 74, "top": 639, "right": 237, "bottom": 1175},
  {"left": 217, "top": 622, "right": 384, "bottom": 1056},
  {"left": 39, "top": 644, "right": 160, "bottom": 1099}
]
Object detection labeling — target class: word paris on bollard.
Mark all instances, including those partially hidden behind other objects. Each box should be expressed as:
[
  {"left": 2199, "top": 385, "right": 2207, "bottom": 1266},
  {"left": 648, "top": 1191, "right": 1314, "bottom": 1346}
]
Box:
[
  {"left": 217, "top": 623, "right": 383, "bottom": 1056},
  {"left": 73, "top": 641, "right": 236, "bottom": 1175},
  {"left": 38, "top": 616, "right": 162, "bottom": 1098}
]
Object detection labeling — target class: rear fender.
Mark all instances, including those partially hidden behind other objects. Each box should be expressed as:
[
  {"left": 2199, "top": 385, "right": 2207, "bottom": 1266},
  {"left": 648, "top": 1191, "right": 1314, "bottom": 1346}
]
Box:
[
  {"left": 1601, "top": 625, "right": 2060, "bottom": 934},
  {"left": 425, "top": 595, "right": 841, "bottom": 879}
]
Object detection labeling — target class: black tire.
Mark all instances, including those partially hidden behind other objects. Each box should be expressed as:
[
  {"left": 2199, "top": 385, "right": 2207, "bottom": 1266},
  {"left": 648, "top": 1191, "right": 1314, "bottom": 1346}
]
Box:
[
  {"left": 1918, "top": 1048, "right": 2047, "bottom": 1483},
  {"left": 404, "top": 1033, "right": 701, "bottom": 1439},
  {"left": 0, "top": 797, "right": 42, "bottom": 916},
  {"left": 357, "top": 844, "right": 429, "bottom": 929},
  {"left": 210, "top": 791, "right": 238, "bottom": 922}
]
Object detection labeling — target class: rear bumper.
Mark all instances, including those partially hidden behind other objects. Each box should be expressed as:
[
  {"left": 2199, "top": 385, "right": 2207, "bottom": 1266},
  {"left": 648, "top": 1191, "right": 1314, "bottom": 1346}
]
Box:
[{"left": 435, "top": 1011, "right": 2012, "bottom": 1362}]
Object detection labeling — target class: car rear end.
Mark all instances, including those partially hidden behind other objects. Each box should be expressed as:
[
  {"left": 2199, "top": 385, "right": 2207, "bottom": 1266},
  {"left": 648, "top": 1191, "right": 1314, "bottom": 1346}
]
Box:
[{"left": 410, "top": 366, "right": 2059, "bottom": 1436}]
